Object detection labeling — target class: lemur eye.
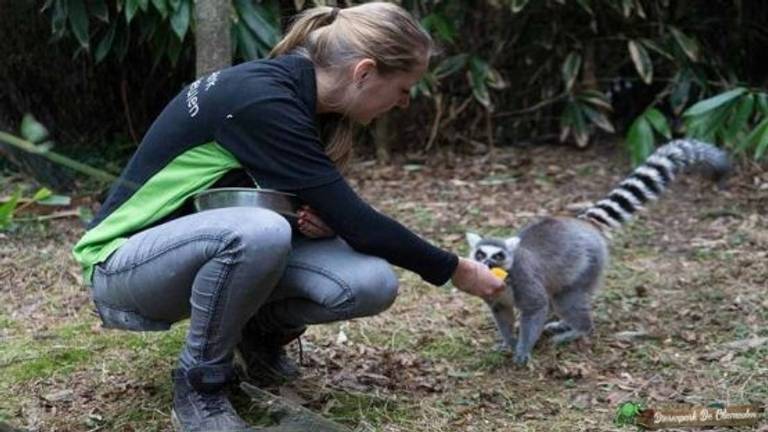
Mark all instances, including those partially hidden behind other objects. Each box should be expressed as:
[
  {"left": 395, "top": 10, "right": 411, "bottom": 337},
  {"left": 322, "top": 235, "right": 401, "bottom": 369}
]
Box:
[
  {"left": 492, "top": 252, "right": 505, "bottom": 261},
  {"left": 475, "top": 251, "right": 486, "bottom": 260}
]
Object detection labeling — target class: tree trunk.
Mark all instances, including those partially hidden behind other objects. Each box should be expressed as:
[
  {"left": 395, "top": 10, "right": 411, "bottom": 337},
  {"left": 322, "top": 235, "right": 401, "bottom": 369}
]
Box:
[{"left": 194, "top": 0, "right": 232, "bottom": 77}]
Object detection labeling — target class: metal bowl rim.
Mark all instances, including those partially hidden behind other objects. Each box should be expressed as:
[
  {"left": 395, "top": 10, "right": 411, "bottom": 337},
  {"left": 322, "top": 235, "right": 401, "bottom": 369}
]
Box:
[{"left": 193, "top": 187, "right": 299, "bottom": 199}]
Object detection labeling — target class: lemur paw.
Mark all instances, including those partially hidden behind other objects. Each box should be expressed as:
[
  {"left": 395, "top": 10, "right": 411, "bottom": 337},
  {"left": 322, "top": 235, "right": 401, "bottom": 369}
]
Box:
[
  {"left": 513, "top": 352, "right": 531, "bottom": 366},
  {"left": 494, "top": 341, "right": 514, "bottom": 352}
]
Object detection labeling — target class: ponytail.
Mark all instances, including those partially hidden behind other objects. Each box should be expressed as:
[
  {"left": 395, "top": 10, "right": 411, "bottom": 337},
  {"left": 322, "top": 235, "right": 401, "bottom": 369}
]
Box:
[{"left": 270, "top": 7, "right": 337, "bottom": 58}]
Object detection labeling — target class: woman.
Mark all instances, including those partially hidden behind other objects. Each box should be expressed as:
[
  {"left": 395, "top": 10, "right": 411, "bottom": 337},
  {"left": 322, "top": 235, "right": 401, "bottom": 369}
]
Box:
[{"left": 73, "top": 3, "right": 504, "bottom": 431}]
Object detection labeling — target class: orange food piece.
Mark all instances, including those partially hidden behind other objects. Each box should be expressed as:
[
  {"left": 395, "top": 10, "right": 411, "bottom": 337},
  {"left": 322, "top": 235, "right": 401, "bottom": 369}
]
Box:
[{"left": 490, "top": 267, "right": 508, "bottom": 280}]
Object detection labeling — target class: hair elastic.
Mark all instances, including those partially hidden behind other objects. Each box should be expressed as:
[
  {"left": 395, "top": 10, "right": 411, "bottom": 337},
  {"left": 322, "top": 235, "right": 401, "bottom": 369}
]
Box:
[{"left": 330, "top": 7, "right": 340, "bottom": 21}]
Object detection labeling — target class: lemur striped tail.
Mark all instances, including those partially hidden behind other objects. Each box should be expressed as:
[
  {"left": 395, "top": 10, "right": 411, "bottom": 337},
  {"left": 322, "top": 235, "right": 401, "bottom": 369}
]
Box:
[{"left": 579, "top": 139, "right": 731, "bottom": 231}]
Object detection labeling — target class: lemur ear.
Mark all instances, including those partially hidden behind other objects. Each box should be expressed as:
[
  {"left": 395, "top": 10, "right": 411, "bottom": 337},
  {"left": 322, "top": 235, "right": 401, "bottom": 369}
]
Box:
[
  {"left": 505, "top": 236, "right": 520, "bottom": 251},
  {"left": 465, "top": 232, "right": 482, "bottom": 248}
]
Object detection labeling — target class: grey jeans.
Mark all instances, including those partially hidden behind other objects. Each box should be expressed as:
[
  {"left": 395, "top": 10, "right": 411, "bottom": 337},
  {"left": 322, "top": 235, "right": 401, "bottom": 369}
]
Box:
[{"left": 90, "top": 207, "right": 399, "bottom": 370}]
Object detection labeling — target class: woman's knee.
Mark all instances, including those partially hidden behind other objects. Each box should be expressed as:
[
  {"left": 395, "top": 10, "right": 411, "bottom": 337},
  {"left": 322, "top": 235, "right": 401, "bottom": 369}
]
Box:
[
  {"left": 216, "top": 208, "right": 292, "bottom": 260},
  {"left": 348, "top": 258, "right": 399, "bottom": 317}
]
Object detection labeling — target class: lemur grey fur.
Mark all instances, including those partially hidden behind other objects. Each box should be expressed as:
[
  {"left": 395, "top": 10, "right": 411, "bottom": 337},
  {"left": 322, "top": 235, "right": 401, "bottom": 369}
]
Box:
[{"left": 466, "top": 139, "right": 730, "bottom": 365}]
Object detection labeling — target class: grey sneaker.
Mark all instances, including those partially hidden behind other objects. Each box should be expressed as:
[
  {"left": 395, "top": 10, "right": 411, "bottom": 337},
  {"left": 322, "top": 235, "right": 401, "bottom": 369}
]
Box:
[
  {"left": 171, "top": 365, "right": 255, "bottom": 432},
  {"left": 235, "top": 325, "right": 306, "bottom": 385}
]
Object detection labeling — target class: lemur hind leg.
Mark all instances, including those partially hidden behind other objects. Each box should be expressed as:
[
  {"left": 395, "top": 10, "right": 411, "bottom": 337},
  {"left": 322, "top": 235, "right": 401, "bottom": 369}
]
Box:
[{"left": 550, "top": 288, "right": 594, "bottom": 345}]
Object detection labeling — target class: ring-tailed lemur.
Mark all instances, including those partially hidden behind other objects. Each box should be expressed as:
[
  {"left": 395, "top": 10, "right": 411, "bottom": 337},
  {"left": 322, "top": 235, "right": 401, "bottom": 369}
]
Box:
[{"left": 466, "top": 139, "right": 730, "bottom": 365}]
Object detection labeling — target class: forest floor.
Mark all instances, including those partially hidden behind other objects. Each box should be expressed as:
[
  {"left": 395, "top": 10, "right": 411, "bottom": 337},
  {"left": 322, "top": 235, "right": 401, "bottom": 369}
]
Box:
[{"left": 1, "top": 142, "right": 767, "bottom": 431}]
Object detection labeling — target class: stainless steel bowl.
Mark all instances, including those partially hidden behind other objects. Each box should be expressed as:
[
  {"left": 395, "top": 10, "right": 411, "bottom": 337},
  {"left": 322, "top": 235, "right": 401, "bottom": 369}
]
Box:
[{"left": 193, "top": 187, "right": 301, "bottom": 226}]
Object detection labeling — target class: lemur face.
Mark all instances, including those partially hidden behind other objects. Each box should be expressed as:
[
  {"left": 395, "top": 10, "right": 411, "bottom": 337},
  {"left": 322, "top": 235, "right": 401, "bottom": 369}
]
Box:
[{"left": 465, "top": 233, "right": 519, "bottom": 270}]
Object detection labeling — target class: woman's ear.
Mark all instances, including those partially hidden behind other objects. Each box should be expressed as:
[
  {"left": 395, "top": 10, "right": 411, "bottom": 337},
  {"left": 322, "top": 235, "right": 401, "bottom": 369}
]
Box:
[{"left": 352, "top": 58, "right": 377, "bottom": 87}]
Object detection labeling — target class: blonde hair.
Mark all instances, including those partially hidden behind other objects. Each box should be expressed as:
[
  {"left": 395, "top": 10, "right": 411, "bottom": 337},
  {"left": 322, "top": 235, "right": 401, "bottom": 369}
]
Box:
[{"left": 271, "top": 2, "right": 433, "bottom": 168}]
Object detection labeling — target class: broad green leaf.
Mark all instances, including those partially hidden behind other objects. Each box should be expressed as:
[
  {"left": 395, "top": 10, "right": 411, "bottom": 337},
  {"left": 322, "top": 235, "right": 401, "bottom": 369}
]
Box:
[
  {"left": 756, "top": 93, "right": 768, "bottom": 116},
  {"left": 640, "top": 38, "right": 674, "bottom": 60},
  {"left": 87, "top": 0, "right": 109, "bottom": 22},
  {"left": 20, "top": 114, "right": 49, "bottom": 143},
  {"left": 670, "top": 27, "right": 699, "bottom": 61},
  {"left": 433, "top": 54, "right": 468, "bottom": 79},
  {"left": 31, "top": 188, "right": 53, "bottom": 202},
  {"left": 569, "top": 103, "right": 589, "bottom": 147},
  {"left": 0, "top": 189, "right": 22, "bottom": 230},
  {"left": 644, "top": 108, "right": 671, "bottom": 139},
  {"left": 688, "top": 105, "right": 731, "bottom": 141},
  {"left": 138, "top": 0, "right": 149, "bottom": 11},
  {"left": 582, "top": 104, "right": 615, "bottom": 133},
  {"left": 486, "top": 67, "right": 507, "bottom": 90},
  {"left": 235, "top": 0, "right": 280, "bottom": 49},
  {"left": 139, "top": 10, "right": 160, "bottom": 42},
  {"left": 621, "top": 0, "right": 632, "bottom": 17},
  {"left": 753, "top": 121, "right": 768, "bottom": 160},
  {"left": 723, "top": 94, "right": 754, "bottom": 146},
  {"left": 736, "top": 118, "right": 767, "bottom": 154},
  {"left": 94, "top": 21, "right": 117, "bottom": 63},
  {"left": 166, "top": 29, "right": 183, "bottom": 65},
  {"left": 634, "top": 0, "right": 646, "bottom": 18},
  {"left": 628, "top": 40, "right": 653, "bottom": 84},
  {"left": 561, "top": 51, "right": 582, "bottom": 92},
  {"left": 151, "top": 0, "right": 167, "bottom": 18},
  {"left": 683, "top": 87, "right": 747, "bottom": 117},
  {"left": 742, "top": 117, "right": 768, "bottom": 153},
  {"left": 170, "top": 0, "right": 190, "bottom": 40},
  {"left": 575, "top": 0, "right": 593, "bottom": 15},
  {"left": 38, "top": 194, "right": 72, "bottom": 206},
  {"left": 149, "top": 26, "right": 169, "bottom": 66},
  {"left": 235, "top": 21, "right": 259, "bottom": 60},
  {"left": 421, "top": 13, "right": 456, "bottom": 44},
  {"left": 511, "top": 0, "right": 530, "bottom": 13},
  {"left": 559, "top": 101, "right": 575, "bottom": 142},
  {"left": 125, "top": 0, "right": 140, "bottom": 22},
  {"left": 670, "top": 70, "right": 692, "bottom": 115},
  {"left": 577, "top": 89, "right": 613, "bottom": 111},
  {"left": 68, "top": 0, "right": 90, "bottom": 49},
  {"left": 230, "top": 24, "right": 240, "bottom": 58},
  {"left": 468, "top": 58, "right": 492, "bottom": 110},
  {"left": 112, "top": 20, "right": 130, "bottom": 60},
  {"left": 51, "top": 0, "right": 68, "bottom": 39},
  {"left": 168, "top": 0, "right": 181, "bottom": 11},
  {"left": 627, "top": 116, "right": 654, "bottom": 165},
  {"left": 560, "top": 102, "right": 572, "bottom": 127}
]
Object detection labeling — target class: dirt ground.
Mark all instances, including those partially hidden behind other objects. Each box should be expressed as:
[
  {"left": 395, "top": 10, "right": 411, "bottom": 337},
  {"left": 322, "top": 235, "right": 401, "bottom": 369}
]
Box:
[{"left": 1, "top": 143, "right": 767, "bottom": 431}]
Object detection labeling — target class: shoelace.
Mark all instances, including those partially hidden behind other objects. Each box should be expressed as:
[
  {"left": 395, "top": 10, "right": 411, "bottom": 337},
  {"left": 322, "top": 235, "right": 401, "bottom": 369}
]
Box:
[
  {"left": 195, "top": 390, "right": 229, "bottom": 417},
  {"left": 297, "top": 335, "right": 304, "bottom": 366}
]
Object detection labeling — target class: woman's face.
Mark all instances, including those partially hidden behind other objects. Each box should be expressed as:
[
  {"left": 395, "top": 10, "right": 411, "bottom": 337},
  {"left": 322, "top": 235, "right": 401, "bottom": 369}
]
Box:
[{"left": 346, "top": 55, "right": 428, "bottom": 125}]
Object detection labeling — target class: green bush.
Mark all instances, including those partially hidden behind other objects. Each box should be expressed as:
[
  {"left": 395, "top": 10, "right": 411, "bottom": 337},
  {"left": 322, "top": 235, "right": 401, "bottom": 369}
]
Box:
[{"left": 10, "top": 0, "right": 768, "bottom": 161}]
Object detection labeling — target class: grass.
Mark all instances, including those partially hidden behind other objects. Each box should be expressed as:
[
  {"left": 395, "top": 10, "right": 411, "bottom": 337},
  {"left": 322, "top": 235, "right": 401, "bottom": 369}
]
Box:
[{"left": 2, "top": 144, "right": 767, "bottom": 431}]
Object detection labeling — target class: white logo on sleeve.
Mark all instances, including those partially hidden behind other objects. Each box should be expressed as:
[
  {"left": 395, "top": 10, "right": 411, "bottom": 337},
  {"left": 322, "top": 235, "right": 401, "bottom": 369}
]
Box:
[{"left": 187, "top": 71, "right": 221, "bottom": 118}]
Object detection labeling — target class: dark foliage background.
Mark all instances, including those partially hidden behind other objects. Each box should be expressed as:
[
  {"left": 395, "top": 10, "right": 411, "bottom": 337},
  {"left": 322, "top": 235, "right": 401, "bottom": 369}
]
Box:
[{"left": 2, "top": 0, "right": 767, "bottom": 183}]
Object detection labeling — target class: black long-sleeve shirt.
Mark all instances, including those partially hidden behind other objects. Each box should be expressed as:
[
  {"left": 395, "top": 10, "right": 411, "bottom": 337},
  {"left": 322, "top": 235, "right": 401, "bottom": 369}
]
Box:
[{"left": 73, "top": 53, "right": 458, "bottom": 285}]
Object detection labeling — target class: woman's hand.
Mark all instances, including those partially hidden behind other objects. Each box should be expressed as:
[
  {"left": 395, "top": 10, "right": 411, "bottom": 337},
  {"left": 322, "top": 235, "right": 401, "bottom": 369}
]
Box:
[
  {"left": 451, "top": 258, "right": 506, "bottom": 300},
  {"left": 297, "top": 206, "right": 336, "bottom": 238}
]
